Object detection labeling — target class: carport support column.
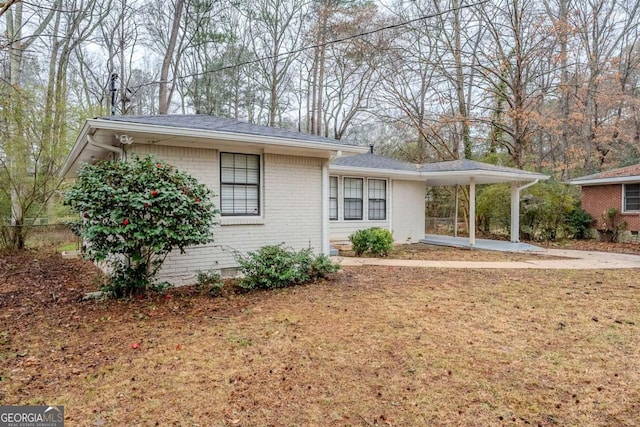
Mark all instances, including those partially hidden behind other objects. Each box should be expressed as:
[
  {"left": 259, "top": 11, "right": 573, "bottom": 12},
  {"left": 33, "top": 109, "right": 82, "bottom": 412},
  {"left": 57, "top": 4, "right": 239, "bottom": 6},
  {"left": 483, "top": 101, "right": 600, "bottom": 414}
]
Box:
[
  {"left": 469, "top": 177, "right": 476, "bottom": 246},
  {"left": 511, "top": 183, "right": 520, "bottom": 243},
  {"left": 510, "top": 179, "right": 539, "bottom": 243}
]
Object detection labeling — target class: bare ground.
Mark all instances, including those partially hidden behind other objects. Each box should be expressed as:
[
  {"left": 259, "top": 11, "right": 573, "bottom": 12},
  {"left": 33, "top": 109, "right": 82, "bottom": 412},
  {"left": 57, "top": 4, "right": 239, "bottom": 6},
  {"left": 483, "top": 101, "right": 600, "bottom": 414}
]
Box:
[{"left": 1, "top": 247, "right": 639, "bottom": 426}]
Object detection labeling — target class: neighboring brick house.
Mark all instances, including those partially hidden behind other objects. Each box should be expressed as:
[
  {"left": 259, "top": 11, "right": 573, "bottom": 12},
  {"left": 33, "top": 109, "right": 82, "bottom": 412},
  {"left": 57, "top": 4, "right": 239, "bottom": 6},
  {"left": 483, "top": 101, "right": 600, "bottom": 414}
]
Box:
[{"left": 571, "top": 164, "right": 640, "bottom": 236}]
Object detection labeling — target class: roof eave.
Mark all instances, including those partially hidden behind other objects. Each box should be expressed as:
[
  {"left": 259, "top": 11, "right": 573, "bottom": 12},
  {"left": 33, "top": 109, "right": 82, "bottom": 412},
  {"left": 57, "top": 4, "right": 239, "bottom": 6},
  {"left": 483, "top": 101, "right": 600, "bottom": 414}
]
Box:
[
  {"left": 86, "top": 118, "right": 367, "bottom": 154},
  {"left": 61, "top": 119, "right": 367, "bottom": 178},
  {"left": 60, "top": 121, "right": 93, "bottom": 178},
  {"left": 328, "top": 165, "right": 425, "bottom": 180},
  {"left": 571, "top": 176, "right": 640, "bottom": 186},
  {"left": 420, "top": 170, "right": 549, "bottom": 181}
]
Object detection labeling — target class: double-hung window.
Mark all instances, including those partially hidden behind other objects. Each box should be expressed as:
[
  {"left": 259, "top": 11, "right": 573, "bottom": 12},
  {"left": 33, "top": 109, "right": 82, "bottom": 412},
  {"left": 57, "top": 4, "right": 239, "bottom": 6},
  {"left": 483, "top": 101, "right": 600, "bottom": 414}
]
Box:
[
  {"left": 368, "top": 179, "right": 387, "bottom": 220},
  {"left": 329, "top": 176, "right": 338, "bottom": 220},
  {"left": 624, "top": 183, "right": 640, "bottom": 212},
  {"left": 344, "top": 178, "right": 363, "bottom": 220},
  {"left": 220, "top": 153, "right": 260, "bottom": 216}
]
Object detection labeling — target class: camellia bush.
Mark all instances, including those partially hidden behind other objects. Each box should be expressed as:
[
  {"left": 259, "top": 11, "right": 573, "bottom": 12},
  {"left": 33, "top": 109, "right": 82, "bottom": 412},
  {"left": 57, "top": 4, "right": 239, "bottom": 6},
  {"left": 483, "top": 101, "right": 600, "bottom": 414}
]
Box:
[{"left": 65, "top": 155, "right": 218, "bottom": 297}]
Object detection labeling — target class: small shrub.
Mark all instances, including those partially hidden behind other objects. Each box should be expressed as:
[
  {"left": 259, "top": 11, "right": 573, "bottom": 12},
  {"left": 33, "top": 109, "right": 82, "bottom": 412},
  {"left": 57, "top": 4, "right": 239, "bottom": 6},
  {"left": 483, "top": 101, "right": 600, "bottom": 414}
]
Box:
[
  {"left": 197, "top": 270, "right": 224, "bottom": 297},
  {"left": 234, "top": 244, "right": 340, "bottom": 290},
  {"left": 349, "top": 229, "right": 371, "bottom": 256},
  {"left": 599, "top": 208, "right": 628, "bottom": 242},
  {"left": 348, "top": 227, "right": 394, "bottom": 257},
  {"left": 566, "top": 207, "right": 594, "bottom": 240}
]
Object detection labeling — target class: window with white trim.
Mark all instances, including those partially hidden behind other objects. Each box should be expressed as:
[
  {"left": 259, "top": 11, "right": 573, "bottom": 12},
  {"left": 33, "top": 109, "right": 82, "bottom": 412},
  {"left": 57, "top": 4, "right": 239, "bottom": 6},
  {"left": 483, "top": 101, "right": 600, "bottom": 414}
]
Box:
[
  {"left": 344, "top": 178, "right": 363, "bottom": 220},
  {"left": 220, "top": 152, "right": 260, "bottom": 216},
  {"left": 329, "top": 176, "right": 338, "bottom": 220},
  {"left": 368, "top": 179, "right": 387, "bottom": 220},
  {"left": 624, "top": 183, "right": 640, "bottom": 212}
]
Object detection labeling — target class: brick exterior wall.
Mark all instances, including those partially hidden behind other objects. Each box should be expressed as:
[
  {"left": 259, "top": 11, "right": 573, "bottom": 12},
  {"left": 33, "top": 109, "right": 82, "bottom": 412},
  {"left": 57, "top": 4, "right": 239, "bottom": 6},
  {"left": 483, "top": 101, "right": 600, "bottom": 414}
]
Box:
[
  {"left": 127, "top": 144, "right": 324, "bottom": 285},
  {"left": 582, "top": 185, "right": 640, "bottom": 232}
]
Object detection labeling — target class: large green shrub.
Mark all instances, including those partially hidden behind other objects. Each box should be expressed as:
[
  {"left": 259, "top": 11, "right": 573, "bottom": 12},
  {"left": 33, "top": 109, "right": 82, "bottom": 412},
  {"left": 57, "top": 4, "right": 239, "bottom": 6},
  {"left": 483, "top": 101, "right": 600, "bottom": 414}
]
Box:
[
  {"left": 234, "top": 244, "right": 340, "bottom": 290},
  {"left": 349, "top": 227, "right": 394, "bottom": 256},
  {"left": 65, "top": 155, "right": 218, "bottom": 297},
  {"left": 476, "top": 184, "right": 511, "bottom": 233},
  {"left": 521, "top": 181, "right": 578, "bottom": 241},
  {"left": 477, "top": 181, "right": 584, "bottom": 241},
  {"left": 566, "top": 206, "right": 594, "bottom": 240}
]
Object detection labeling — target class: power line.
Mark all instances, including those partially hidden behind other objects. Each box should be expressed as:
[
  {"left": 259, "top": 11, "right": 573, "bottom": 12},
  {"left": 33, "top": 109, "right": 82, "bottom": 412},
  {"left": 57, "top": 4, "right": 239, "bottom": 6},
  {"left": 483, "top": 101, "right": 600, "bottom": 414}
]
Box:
[{"left": 128, "top": 0, "right": 488, "bottom": 92}]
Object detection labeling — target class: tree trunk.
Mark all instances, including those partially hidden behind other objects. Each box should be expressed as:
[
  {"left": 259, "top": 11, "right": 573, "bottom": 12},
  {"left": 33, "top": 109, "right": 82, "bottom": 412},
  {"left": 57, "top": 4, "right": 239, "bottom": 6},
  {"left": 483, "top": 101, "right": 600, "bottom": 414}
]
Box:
[{"left": 159, "top": 0, "right": 185, "bottom": 114}]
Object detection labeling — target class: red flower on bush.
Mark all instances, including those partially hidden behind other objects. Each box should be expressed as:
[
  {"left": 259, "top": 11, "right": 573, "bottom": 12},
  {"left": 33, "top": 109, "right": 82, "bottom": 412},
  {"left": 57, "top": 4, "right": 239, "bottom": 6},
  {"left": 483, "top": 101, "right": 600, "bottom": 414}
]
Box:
[
  {"left": 144, "top": 203, "right": 150, "bottom": 208},
  {"left": 122, "top": 218, "right": 130, "bottom": 225},
  {"left": 151, "top": 190, "right": 158, "bottom": 197},
  {"left": 83, "top": 213, "right": 89, "bottom": 218},
  {"left": 156, "top": 163, "right": 162, "bottom": 168}
]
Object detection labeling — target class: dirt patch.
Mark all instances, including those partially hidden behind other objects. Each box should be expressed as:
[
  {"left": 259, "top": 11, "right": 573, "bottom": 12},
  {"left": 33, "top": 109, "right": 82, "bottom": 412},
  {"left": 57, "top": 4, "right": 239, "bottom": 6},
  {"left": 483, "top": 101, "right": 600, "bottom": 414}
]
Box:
[
  {"left": 535, "top": 239, "right": 640, "bottom": 255},
  {"left": 339, "top": 242, "right": 562, "bottom": 261},
  {"left": 1, "top": 250, "right": 639, "bottom": 426}
]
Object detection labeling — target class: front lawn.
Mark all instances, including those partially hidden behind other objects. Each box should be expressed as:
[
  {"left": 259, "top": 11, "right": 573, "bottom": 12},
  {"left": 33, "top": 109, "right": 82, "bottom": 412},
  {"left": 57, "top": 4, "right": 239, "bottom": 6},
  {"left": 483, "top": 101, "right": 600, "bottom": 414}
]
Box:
[{"left": 1, "top": 251, "right": 638, "bottom": 426}]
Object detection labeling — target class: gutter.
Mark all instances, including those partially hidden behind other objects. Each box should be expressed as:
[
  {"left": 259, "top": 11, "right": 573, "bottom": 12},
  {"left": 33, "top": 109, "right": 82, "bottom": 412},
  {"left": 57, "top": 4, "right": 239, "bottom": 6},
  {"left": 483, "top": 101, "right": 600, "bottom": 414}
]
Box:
[
  {"left": 87, "top": 134, "right": 124, "bottom": 159},
  {"left": 85, "top": 119, "right": 367, "bottom": 156}
]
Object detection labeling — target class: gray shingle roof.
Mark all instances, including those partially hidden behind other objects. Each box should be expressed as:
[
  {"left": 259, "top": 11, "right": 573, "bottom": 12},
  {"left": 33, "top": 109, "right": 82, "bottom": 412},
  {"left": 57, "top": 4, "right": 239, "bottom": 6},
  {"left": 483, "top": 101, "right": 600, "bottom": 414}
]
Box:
[
  {"left": 571, "top": 163, "right": 640, "bottom": 182},
  {"left": 330, "top": 152, "right": 422, "bottom": 171},
  {"left": 418, "top": 159, "right": 541, "bottom": 175},
  {"left": 331, "top": 155, "right": 545, "bottom": 177},
  {"left": 99, "top": 114, "right": 359, "bottom": 146}
]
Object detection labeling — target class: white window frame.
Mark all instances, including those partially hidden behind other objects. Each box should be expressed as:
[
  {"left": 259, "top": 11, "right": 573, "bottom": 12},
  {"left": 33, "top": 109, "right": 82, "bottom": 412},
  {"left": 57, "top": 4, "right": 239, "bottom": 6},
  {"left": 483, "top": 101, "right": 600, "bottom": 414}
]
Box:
[
  {"left": 367, "top": 178, "right": 387, "bottom": 220},
  {"left": 220, "top": 152, "right": 261, "bottom": 217},
  {"left": 329, "top": 176, "right": 339, "bottom": 220},
  {"left": 343, "top": 177, "right": 364, "bottom": 220}
]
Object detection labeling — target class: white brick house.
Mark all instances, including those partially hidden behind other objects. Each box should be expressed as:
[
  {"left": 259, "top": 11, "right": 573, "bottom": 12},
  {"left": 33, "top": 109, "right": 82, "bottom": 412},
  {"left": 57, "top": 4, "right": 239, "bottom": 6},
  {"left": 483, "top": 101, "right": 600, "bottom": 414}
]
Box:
[
  {"left": 62, "top": 115, "right": 547, "bottom": 284},
  {"left": 62, "top": 115, "right": 373, "bottom": 284}
]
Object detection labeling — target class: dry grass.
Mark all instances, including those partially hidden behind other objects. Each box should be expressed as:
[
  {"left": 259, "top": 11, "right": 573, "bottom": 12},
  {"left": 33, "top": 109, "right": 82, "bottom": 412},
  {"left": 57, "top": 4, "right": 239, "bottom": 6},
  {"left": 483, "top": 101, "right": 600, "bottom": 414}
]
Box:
[{"left": 1, "top": 252, "right": 639, "bottom": 426}]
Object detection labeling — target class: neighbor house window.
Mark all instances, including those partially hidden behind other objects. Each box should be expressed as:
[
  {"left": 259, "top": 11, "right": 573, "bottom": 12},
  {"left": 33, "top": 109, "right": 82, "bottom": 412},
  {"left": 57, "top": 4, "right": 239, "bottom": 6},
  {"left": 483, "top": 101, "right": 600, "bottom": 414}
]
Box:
[
  {"left": 368, "top": 179, "right": 387, "bottom": 220},
  {"left": 344, "top": 178, "right": 363, "bottom": 220},
  {"left": 220, "top": 152, "right": 260, "bottom": 216},
  {"left": 329, "top": 176, "right": 338, "bottom": 220},
  {"left": 624, "top": 183, "right": 640, "bottom": 212}
]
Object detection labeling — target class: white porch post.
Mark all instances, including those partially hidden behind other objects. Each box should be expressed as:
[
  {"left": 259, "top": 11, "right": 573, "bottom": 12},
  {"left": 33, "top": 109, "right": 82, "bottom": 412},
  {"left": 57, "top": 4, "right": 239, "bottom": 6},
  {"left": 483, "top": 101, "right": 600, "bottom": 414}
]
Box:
[
  {"left": 469, "top": 177, "right": 476, "bottom": 246},
  {"left": 321, "top": 160, "right": 330, "bottom": 255},
  {"left": 511, "top": 179, "right": 539, "bottom": 243},
  {"left": 511, "top": 182, "right": 519, "bottom": 243}
]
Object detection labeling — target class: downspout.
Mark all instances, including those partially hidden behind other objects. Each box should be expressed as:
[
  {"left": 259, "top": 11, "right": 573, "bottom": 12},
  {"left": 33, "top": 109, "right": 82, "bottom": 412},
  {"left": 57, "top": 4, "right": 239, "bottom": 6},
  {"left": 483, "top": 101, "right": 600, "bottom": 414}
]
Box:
[
  {"left": 322, "top": 150, "right": 342, "bottom": 255},
  {"left": 87, "top": 134, "right": 124, "bottom": 161},
  {"left": 510, "top": 179, "right": 539, "bottom": 243},
  {"left": 321, "top": 160, "right": 330, "bottom": 255}
]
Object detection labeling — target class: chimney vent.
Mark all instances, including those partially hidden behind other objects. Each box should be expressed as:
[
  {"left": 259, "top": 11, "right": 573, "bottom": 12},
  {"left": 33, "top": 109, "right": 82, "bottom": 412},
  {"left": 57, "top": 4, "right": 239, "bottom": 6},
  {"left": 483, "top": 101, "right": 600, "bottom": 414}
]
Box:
[{"left": 369, "top": 144, "right": 374, "bottom": 154}]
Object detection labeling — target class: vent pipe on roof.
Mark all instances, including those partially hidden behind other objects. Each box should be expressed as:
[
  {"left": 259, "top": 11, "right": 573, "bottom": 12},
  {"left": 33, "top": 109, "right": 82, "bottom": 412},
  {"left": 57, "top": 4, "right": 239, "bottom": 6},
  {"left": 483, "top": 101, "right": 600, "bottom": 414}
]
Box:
[{"left": 369, "top": 144, "right": 374, "bottom": 154}]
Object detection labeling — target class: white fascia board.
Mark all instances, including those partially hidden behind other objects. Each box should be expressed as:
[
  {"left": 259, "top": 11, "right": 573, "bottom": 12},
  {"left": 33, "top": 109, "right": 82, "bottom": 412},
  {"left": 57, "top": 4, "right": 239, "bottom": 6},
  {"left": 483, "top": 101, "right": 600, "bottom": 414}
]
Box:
[
  {"left": 329, "top": 165, "right": 549, "bottom": 183},
  {"left": 571, "top": 176, "right": 640, "bottom": 186},
  {"left": 85, "top": 119, "right": 367, "bottom": 155},
  {"left": 328, "top": 165, "right": 425, "bottom": 180},
  {"left": 421, "top": 170, "right": 549, "bottom": 181},
  {"left": 60, "top": 121, "right": 93, "bottom": 178}
]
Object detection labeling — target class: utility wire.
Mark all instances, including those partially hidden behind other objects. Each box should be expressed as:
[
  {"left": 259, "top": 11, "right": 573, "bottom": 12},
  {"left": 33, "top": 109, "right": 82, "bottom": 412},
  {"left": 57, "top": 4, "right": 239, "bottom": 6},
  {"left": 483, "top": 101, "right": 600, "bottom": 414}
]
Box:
[{"left": 128, "top": 0, "right": 488, "bottom": 92}]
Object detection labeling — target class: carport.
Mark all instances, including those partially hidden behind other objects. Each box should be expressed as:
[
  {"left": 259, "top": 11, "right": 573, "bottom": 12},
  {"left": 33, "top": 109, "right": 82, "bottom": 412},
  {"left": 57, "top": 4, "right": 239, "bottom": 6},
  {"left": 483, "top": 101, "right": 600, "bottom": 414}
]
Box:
[{"left": 419, "top": 159, "right": 549, "bottom": 246}]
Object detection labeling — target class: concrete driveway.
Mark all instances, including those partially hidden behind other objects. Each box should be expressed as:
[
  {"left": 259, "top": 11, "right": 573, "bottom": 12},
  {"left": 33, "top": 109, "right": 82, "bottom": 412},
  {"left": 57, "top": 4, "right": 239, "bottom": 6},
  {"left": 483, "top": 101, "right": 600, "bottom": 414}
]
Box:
[{"left": 333, "top": 248, "right": 640, "bottom": 270}]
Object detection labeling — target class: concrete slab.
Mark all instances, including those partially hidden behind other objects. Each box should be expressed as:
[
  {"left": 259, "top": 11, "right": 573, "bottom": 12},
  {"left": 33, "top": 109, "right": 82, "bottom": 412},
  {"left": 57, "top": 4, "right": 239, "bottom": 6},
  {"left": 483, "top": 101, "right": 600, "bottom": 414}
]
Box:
[
  {"left": 333, "top": 248, "right": 640, "bottom": 270},
  {"left": 421, "top": 234, "right": 544, "bottom": 253}
]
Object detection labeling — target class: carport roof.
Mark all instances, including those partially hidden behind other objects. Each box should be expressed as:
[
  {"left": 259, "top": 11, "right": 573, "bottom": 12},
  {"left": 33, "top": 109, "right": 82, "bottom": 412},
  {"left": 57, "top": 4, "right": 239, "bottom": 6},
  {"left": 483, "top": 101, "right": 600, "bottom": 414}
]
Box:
[{"left": 330, "top": 154, "right": 549, "bottom": 185}]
